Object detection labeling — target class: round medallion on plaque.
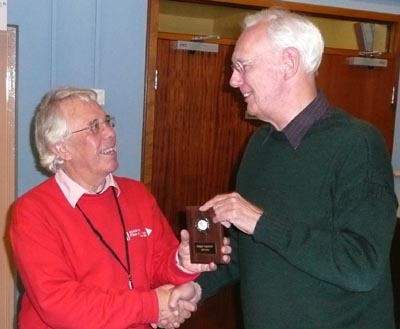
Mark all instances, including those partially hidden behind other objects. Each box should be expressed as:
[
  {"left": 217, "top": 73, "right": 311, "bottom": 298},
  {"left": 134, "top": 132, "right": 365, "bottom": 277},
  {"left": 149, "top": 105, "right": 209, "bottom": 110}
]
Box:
[{"left": 195, "top": 217, "right": 210, "bottom": 233}]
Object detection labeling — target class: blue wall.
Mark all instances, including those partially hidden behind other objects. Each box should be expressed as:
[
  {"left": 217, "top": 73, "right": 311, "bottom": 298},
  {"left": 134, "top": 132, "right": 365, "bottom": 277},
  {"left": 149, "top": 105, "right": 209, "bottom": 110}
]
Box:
[
  {"left": 8, "top": 0, "right": 400, "bottom": 198},
  {"left": 8, "top": 0, "right": 148, "bottom": 195}
]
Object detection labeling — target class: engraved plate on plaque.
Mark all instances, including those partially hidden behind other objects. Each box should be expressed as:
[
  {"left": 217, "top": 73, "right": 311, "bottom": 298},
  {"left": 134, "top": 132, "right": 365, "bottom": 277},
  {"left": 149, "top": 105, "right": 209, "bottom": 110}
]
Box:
[{"left": 186, "top": 206, "right": 224, "bottom": 264}]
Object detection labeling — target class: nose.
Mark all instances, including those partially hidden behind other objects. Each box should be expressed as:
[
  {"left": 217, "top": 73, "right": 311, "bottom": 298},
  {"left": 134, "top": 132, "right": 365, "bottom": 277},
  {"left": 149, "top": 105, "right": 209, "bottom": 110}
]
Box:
[
  {"left": 229, "top": 70, "right": 243, "bottom": 88},
  {"left": 102, "top": 121, "right": 116, "bottom": 138}
]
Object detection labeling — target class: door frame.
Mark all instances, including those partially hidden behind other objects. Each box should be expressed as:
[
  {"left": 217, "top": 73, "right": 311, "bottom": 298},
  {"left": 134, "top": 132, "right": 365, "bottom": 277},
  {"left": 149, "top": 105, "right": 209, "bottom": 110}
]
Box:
[{"left": 0, "top": 25, "right": 17, "bottom": 329}]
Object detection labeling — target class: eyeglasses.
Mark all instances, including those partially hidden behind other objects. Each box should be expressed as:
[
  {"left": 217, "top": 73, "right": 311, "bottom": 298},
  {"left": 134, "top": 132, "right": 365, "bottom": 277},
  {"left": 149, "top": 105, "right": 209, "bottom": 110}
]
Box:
[
  {"left": 231, "top": 53, "right": 267, "bottom": 75},
  {"left": 231, "top": 60, "right": 254, "bottom": 75},
  {"left": 70, "top": 115, "right": 116, "bottom": 135}
]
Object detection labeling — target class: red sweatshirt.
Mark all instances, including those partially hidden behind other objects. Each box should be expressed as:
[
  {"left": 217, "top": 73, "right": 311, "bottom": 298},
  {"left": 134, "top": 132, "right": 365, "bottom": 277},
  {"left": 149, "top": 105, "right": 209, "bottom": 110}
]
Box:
[{"left": 10, "top": 176, "right": 198, "bottom": 329}]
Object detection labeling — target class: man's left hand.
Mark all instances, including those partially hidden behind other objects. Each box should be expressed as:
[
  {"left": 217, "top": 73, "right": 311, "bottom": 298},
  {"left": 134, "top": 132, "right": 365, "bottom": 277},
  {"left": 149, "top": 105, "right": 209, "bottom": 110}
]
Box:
[{"left": 177, "top": 229, "right": 231, "bottom": 273}]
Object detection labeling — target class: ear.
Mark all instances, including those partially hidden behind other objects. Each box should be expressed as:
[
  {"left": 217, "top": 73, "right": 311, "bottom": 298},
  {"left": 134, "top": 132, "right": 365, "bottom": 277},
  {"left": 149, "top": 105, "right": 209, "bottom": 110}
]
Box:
[
  {"left": 282, "top": 47, "right": 300, "bottom": 80},
  {"left": 50, "top": 142, "right": 71, "bottom": 161}
]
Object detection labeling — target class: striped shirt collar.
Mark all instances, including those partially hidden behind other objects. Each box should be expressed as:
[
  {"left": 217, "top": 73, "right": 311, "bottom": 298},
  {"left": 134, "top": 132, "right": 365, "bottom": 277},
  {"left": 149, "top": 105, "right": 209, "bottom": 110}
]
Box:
[
  {"left": 281, "top": 91, "right": 331, "bottom": 149},
  {"left": 55, "top": 169, "right": 120, "bottom": 208}
]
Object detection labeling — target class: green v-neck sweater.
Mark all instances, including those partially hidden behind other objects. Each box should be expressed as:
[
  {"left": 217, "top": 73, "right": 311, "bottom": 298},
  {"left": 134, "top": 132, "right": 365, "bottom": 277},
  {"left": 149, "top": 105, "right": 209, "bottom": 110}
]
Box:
[{"left": 198, "top": 108, "right": 398, "bottom": 329}]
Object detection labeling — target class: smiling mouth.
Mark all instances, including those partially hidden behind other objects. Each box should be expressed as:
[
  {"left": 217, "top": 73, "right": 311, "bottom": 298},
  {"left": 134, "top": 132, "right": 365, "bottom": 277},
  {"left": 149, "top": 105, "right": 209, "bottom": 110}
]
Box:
[{"left": 100, "top": 147, "right": 116, "bottom": 155}]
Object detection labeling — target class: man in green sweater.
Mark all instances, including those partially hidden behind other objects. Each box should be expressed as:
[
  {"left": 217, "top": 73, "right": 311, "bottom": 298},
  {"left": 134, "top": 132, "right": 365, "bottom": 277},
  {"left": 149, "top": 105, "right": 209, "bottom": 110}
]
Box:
[{"left": 192, "top": 7, "right": 398, "bottom": 329}]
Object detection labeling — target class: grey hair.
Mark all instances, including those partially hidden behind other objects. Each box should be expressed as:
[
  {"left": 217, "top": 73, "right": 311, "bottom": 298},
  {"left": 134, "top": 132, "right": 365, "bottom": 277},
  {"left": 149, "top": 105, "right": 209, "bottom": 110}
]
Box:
[
  {"left": 242, "top": 8, "right": 324, "bottom": 74},
  {"left": 34, "top": 86, "right": 98, "bottom": 173}
]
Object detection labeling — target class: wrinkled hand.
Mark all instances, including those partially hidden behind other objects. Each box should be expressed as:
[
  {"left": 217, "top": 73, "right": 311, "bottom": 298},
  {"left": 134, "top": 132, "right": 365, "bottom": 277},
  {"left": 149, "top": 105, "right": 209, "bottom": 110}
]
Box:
[
  {"left": 178, "top": 229, "right": 231, "bottom": 272},
  {"left": 153, "top": 284, "right": 195, "bottom": 329},
  {"left": 169, "top": 281, "right": 201, "bottom": 309},
  {"left": 199, "top": 192, "right": 263, "bottom": 235}
]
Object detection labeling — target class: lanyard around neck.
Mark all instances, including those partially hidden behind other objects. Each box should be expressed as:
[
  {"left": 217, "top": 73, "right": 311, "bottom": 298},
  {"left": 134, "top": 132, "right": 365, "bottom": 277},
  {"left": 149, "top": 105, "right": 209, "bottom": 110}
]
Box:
[{"left": 76, "top": 187, "right": 133, "bottom": 289}]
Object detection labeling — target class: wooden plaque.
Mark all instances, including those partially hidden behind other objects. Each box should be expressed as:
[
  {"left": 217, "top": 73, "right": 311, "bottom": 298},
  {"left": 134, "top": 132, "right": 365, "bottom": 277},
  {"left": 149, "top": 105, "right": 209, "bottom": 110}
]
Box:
[{"left": 186, "top": 206, "right": 224, "bottom": 264}]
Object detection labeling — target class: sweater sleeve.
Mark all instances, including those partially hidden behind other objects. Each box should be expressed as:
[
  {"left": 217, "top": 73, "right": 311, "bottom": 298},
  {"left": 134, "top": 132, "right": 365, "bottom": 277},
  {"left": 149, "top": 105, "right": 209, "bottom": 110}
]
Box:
[
  {"left": 10, "top": 196, "right": 161, "bottom": 329},
  {"left": 253, "top": 125, "right": 398, "bottom": 292}
]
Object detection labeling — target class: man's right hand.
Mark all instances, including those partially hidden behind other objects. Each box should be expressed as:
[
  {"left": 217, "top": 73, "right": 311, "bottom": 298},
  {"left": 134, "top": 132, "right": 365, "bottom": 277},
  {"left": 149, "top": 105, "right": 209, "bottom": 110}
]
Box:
[{"left": 153, "top": 283, "right": 198, "bottom": 328}]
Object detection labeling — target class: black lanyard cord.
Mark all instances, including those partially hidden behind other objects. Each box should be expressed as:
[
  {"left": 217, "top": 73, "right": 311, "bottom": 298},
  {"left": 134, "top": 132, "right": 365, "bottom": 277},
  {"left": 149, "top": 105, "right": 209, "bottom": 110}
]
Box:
[
  {"left": 76, "top": 187, "right": 133, "bottom": 289},
  {"left": 111, "top": 187, "right": 133, "bottom": 289}
]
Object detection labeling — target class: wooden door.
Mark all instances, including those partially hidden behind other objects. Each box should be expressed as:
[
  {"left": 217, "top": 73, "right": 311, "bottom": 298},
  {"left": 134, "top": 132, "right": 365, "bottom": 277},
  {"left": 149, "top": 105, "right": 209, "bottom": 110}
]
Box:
[
  {"left": 317, "top": 51, "right": 397, "bottom": 153},
  {"left": 152, "top": 38, "right": 259, "bottom": 228},
  {"left": 152, "top": 36, "right": 258, "bottom": 329}
]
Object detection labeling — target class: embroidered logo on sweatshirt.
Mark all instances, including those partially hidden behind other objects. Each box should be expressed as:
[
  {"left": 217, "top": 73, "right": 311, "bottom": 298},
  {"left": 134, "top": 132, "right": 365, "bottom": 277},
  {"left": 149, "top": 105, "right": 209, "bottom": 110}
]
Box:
[{"left": 125, "top": 228, "right": 153, "bottom": 240}]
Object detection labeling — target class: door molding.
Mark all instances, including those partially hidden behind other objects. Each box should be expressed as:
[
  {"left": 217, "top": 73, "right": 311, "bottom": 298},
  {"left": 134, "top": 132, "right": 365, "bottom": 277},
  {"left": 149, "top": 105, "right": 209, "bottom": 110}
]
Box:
[{"left": 0, "top": 25, "right": 17, "bottom": 328}]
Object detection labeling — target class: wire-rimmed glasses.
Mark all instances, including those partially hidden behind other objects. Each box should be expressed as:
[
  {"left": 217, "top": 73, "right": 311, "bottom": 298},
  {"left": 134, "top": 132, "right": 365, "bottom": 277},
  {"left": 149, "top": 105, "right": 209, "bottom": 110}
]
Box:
[
  {"left": 70, "top": 114, "right": 116, "bottom": 135},
  {"left": 231, "top": 60, "right": 254, "bottom": 75}
]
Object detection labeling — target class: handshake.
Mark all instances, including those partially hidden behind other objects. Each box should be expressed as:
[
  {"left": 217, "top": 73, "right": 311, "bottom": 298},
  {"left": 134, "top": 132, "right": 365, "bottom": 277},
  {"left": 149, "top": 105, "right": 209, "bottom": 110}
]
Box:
[
  {"left": 152, "top": 228, "right": 232, "bottom": 328},
  {"left": 152, "top": 281, "right": 201, "bottom": 329}
]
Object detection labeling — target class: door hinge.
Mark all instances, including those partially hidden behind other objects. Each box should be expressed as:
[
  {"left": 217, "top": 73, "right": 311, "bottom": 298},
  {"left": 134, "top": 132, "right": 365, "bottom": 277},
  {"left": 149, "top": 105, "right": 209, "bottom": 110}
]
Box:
[
  {"left": 391, "top": 86, "right": 396, "bottom": 105},
  {"left": 154, "top": 69, "right": 158, "bottom": 91}
]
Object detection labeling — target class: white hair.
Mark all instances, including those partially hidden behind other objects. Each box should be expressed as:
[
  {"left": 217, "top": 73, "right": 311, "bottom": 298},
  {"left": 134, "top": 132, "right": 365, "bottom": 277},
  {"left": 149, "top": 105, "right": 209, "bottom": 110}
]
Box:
[
  {"left": 243, "top": 8, "right": 324, "bottom": 74},
  {"left": 34, "top": 86, "right": 98, "bottom": 173}
]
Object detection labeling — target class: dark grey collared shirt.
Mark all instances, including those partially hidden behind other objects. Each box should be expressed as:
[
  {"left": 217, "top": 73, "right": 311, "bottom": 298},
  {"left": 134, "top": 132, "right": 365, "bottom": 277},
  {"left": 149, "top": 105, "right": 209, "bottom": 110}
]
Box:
[{"left": 281, "top": 91, "right": 332, "bottom": 149}]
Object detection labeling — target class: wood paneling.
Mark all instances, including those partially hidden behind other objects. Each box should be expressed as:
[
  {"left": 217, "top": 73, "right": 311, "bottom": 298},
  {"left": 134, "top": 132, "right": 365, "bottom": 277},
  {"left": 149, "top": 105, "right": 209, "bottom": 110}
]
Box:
[
  {"left": 317, "top": 52, "right": 397, "bottom": 153},
  {"left": 0, "top": 26, "right": 17, "bottom": 329},
  {"left": 152, "top": 39, "right": 259, "bottom": 225},
  {"left": 151, "top": 38, "right": 257, "bottom": 329}
]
